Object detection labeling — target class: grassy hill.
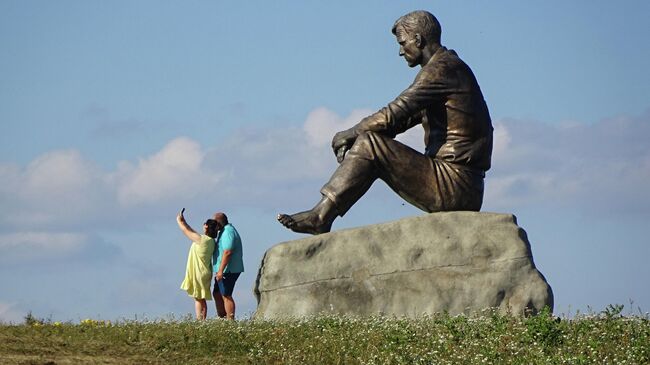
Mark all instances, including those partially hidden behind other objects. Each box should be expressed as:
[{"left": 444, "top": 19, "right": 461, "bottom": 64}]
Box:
[{"left": 1, "top": 306, "right": 648, "bottom": 364}]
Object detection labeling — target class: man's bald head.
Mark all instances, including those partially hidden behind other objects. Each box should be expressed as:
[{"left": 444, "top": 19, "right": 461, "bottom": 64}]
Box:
[{"left": 213, "top": 212, "right": 228, "bottom": 227}]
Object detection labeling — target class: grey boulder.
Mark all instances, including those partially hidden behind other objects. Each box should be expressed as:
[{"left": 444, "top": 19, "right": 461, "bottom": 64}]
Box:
[{"left": 254, "top": 212, "right": 553, "bottom": 319}]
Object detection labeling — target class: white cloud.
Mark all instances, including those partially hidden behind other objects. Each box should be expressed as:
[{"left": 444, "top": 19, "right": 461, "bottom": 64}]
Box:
[
  {"left": 24, "top": 150, "right": 96, "bottom": 195},
  {"left": 114, "top": 137, "right": 221, "bottom": 206},
  {"left": 492, "top": 120, "right": 512, "bottom": 160},
  {"left": 205, "top": 108, "right": 387, "bottom": 208},
  {"left": 0, "top": 150, "right": 106, "bottom": 228},
  {"left": 0, "top": 232, "right": 121, "bottom": 265},
  {"left": 0, "top": 136, "right": 222, "bottom": 263},
  {"left": 303, "top": 106, "right": 425, "bottom": 151},
  {"left": 0, "top": 232, "right": 86, "bottom": 252},
  {"left": 303, "top": 107, "right": 371, "bottom": 147},
  {"left": 484, "top": 111, "right": 650, "bottom": 217},
  {"left": 0, "top": 136, "right": 223, "bottom": 229}
]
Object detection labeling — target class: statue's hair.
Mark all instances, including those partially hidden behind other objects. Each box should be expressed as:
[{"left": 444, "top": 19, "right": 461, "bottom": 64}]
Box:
[{"left": 392, "top": 10, "right": 441, "bottom": 44}]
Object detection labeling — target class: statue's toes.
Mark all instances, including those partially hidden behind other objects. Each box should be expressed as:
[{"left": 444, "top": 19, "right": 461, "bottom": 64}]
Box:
[{"left": 277, "top": 214, "right": 295, "bottom": 227}]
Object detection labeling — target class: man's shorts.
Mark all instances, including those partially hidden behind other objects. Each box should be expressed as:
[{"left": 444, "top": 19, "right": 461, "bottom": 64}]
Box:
[{"left": 215, "top": 273, "right": 241, "bottom": 297}]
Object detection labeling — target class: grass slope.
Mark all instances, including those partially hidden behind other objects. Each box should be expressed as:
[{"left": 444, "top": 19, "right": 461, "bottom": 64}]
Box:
[{"left": 1, "top": 307, "right": 648, "bottom": 365}]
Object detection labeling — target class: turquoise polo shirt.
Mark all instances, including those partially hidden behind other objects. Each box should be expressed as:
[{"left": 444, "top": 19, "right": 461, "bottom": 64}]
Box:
[{"left": 213, "top": 224, "right": 244, "bottom": 273}]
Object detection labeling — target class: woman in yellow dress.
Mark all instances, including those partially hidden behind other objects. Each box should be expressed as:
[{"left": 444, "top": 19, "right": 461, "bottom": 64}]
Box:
[{"left": 176, "top": 208, "right": 218, "bottom": 320}]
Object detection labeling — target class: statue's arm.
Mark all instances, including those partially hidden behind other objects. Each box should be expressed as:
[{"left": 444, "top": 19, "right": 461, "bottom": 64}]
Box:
[
  {"left": 331, "top": 68, "right": 449, "bottom": 161},
  {"left": 357, "top": 73, "right": 448, "bottom": 135}
]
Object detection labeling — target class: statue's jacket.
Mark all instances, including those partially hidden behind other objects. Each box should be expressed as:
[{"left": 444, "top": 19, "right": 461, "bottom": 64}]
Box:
[{"left": 355, "top": 46, "right": 493, "bottom": 173}]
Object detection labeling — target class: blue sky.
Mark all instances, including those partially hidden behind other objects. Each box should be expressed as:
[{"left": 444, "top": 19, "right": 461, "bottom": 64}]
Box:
[{"left": 1, "top": 1, "right": 649, "bottom": 322}]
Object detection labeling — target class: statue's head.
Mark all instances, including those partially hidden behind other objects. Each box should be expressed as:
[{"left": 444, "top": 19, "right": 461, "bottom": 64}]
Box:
[{"left": 392, "top": 11, "right": 441, "bottom": 67}]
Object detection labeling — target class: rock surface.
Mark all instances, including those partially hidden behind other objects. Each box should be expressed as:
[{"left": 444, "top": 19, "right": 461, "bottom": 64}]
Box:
[{"left": 254, "top": 212, "right": 553, "bottom": 319}]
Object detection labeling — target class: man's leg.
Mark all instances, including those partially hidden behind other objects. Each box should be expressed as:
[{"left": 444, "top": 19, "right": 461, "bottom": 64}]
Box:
[
  {"left": 212, "top": 280, "right": 227, "bottom": 318},
  {"left": 218, "top": 273, "right": 240, "bottom": 320},
  {"left": 223, "top": 296, "right": 236, "bottom": 320}
]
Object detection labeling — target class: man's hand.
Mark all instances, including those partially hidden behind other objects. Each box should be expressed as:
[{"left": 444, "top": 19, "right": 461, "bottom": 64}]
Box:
[
  {"left": 215, "top": 270, "right": 223, "bottom": 281},
  {"left": 331, "top": 127, "right": 357, "bottom": 163}
]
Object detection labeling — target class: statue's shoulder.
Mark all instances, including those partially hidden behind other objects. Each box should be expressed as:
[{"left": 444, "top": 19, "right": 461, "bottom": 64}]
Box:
[
  {"left": 425, "top": 48, "right": 475, "bottom": 79},
  {"left": 419, "top": 49, "right": 461, "bottom": 79},
  {"left": 436, "top": 48, "right": 464, "bottom": 66}
]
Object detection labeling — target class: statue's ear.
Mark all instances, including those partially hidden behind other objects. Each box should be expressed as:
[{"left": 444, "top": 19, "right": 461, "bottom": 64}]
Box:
[{"left": 415, "top": 33, "right": 424, "bottom": 48}]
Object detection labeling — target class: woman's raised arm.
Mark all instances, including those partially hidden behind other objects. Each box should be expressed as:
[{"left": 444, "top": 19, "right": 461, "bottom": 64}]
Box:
[{"left": 176, "top": 209, "right": 202, "bottom": 243}]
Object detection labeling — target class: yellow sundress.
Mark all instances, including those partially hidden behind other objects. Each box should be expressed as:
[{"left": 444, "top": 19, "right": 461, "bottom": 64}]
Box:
[{"left": 180, "top": 234, "right": 215, "bottom": 300}]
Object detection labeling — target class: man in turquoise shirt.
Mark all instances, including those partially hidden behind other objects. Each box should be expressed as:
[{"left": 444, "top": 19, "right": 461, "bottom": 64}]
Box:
[{"left": 212, "top": 212, "right": 244, "bottom": 320}]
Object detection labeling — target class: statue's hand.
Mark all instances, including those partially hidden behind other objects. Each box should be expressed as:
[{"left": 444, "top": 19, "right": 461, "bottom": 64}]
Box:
[
  {"left": 335, "top": 145, "right": 348, "bottom": 163},
  {"left": 332, "top": 128, "right": 357, "bottom": 163}
]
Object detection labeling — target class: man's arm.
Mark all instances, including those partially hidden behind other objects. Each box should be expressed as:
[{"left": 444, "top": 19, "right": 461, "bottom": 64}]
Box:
[
  {"left": 215, "top": 228, "right": 235, "bottom": 281},
  {"left": 216, "top": 250, "right": 232, "bottom": 281}
]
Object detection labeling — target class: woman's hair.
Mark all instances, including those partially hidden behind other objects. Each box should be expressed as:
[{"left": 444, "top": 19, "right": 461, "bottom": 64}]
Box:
[{"left": 204, "top": 219, "right": 219, "bottom": 238}]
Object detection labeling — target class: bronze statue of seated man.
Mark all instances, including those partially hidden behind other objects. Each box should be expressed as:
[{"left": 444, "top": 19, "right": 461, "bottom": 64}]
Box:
[{"left": 278, "top": 10, "right": 493, "bottom": 235}]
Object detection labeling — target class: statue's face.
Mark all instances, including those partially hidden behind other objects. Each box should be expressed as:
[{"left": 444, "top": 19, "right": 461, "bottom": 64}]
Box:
[{"left": 395, "top": 26, "right": 421, "bottom": 67}]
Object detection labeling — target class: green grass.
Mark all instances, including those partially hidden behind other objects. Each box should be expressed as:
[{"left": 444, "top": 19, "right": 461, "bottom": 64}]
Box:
[{"left": 1, "top": 307, "right": 649, "bottom": 364}]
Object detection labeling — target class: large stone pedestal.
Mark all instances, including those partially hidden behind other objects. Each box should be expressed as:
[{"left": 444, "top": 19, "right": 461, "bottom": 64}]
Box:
[{"left": 254, "top": 212, "right": 553, "bottom": 319}]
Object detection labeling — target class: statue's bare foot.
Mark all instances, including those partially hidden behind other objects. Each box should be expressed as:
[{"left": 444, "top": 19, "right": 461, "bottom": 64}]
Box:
[{"left": 277, "top": 211, "right": 333, "bottom": 235}]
